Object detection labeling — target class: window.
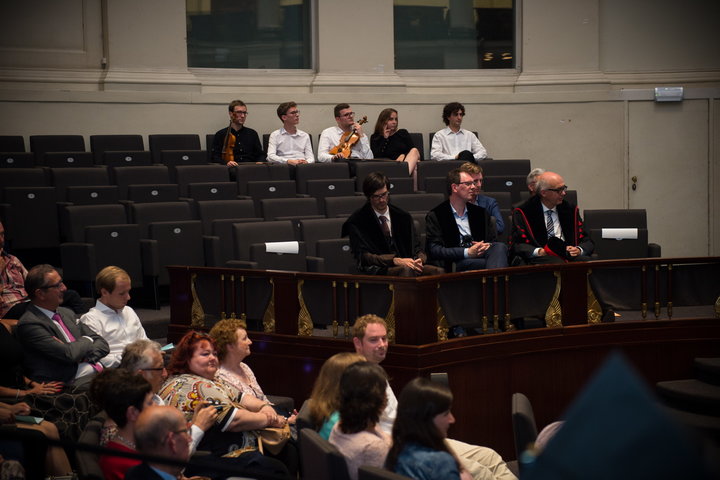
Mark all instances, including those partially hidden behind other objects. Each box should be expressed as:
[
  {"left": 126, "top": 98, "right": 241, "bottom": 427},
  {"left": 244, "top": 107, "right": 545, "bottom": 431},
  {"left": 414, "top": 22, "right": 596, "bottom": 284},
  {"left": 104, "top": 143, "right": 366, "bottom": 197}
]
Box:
[
  {"left": 186, "top": 0, "right": 311, "bottom": 69},
  {"left": 394, "top": 0, "right": 515, "bottom": 69}
]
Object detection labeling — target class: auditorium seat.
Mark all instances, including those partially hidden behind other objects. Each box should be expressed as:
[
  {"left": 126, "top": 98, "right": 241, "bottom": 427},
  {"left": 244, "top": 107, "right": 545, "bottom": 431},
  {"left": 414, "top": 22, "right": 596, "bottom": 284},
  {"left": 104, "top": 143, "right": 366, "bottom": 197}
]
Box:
[
  {"left": 173, "top": 164, "right": 232, "bottom": 197},
  {"left": 416, "top": 160, "right": 463, "bottom": 191},
  {"left": 43, "top": 151, "right": 95, "bottom": 168},
  {"left": 324, "top": 195, "right": 366, "bottom": 218},
  {"left": 260, "top": 197, "right": 323, "bottom": 221},
  {"left": 0, "top": 168, "right": 48, "bottom": 193},
  {"left": 387, "top": 177, "right": 414, "bottom": 194},
  {"left": 65, "top": 185, "right": 120, "bottom": 206},
  {"left": 30, "top": 135, "right": 86, "bottom": 166},
  {"left": 477, "top": 159, "right": 531, "bottom": 176},
  {"left": 230, "top": 220, "right": 321, "bottom": 271},
  {"left": 196, "top": 199, "right": 260, "bottom": 266},
  {"left": 306, "top": 179, "right": 357, "bottom": 214},
  {"left": 0, "top": 186, "right": 59, "bottom": 250},
  {"left": 422, "top": 176, "right": 447, "bottom": 194},
  {"left": 246, "top": 179, "right": 302, "bottom": 216},
  {"left": 511, "top": 392, "right": 538, "bottom": 473},
  {"left": 148, "top": 134, "right": 201, "bottom": 164},
  {"left": 299, "top": 428, "right": 351, "bottom": 480},
  {"left": 353, "top": 162, "right": 408, "bottom": 191},
  {"left": 205, "top": 133, "right": 215, "bottom": 162},
  {"left": 583, "top": 209, "right": 661, "bottom": 259},
  {"left": 128, "top": 201, "right": 195, "bottom": 238},
  {"left": 126, "top": 184, "right": 181, "bottom": 204},
  {"left": 389, "top": 193, "right": 444, "bottom": 214},
  {"left": 50, "top": 166, "right": 110, "bottom": 201},
  {"left": 0, "top": 152, "right": 35, "bottom": 168},
  {"left": 298, "top": 218, "right": 345, "bottom": 256},
  {"left": 186, "top": 182, "right": 238, "bottom": 202},
  {"left": 161, "top": 150, "right": 208, "bottom": 170},
  {"left": 60, "top": 204, "right": 128, "bottom": 243},
  {"left": 315, "top": 238, "right": 356, "bottom": 274},
  {"left": 90, "top": 134, "right": 146, "bottom": 164},
  {"left": 483, "top": 175, "right": 527, "bottom": 204},
  {"left": 0, "top": 135, "right": 24, "bottom": 152},
  {"left": 233, "top": 163, "right": 274, "bottom": 196},
  {"left": 111, "top": 165, "right": 171, "bottom": 199},
  {"left": 231, "top": 220, "right": 296, "bottom": 263},
  {"left": 101, "top": 150, "right": 153, "bottom": 167},
  {"left": 409, "top": 132, "right": 424, "bottom": 160},
  {"left": 295, "top": 163, "right": 350, "bottom": 194}
]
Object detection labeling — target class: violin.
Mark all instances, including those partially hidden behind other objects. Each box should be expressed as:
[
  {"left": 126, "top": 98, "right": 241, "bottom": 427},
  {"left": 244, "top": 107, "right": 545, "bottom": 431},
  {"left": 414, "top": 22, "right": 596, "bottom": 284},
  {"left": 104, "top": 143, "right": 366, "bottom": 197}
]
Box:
[
  {"left": 222, "top": 122, "right": 236, "bottom": 164},
  {"left": 329, "top": 116, "right": 368, "bottom": 158}
]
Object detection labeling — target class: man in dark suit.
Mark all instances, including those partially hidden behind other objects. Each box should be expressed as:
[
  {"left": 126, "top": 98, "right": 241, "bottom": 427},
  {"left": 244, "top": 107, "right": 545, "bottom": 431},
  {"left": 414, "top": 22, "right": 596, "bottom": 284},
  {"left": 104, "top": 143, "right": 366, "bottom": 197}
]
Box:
[
  {"left": 425, "top": 168, "right": 508, "bottom": 272},
  {"left": 342, "top": 171, "right": 444, "bottom": 276},
  {"left": 17, "top": 264, "right": 108, "bottom": 389},
  {"left": 510, "top": 171, "right": 593, "bottom": 264},
  {"left": 124, "top": 405, "right": 193, "bottom": 480}
]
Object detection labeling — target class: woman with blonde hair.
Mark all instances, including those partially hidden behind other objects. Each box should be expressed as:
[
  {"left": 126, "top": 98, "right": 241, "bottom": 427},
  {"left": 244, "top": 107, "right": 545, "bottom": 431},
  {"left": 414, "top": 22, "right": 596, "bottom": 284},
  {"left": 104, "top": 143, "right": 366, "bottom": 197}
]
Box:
[{"left": 307, "top": 351, "right": 365, "bottom": 439}]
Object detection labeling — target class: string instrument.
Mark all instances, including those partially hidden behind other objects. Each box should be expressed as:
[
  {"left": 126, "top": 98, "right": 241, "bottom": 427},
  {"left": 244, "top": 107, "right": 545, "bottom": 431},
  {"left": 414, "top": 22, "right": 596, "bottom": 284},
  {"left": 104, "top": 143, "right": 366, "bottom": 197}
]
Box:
[
  {"left": 329, "top": 116, "right": 368, "bottom": 158},
  {"left": 222, "top": 122, "right": 236, "bottom": 164}
]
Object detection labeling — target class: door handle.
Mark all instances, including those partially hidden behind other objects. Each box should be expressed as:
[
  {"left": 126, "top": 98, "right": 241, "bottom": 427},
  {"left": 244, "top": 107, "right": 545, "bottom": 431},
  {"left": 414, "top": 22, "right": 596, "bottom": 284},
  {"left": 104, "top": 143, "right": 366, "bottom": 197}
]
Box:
[{"left": 631, "top": 176, "right": 638, "bottom": 191}]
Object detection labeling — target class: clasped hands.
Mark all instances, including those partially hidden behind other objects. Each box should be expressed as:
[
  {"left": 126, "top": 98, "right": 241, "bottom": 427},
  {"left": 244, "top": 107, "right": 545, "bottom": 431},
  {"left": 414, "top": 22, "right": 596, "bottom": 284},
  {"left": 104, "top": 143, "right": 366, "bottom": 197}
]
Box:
[
  {"left": 466, "top": 241, "right": 490, "bottom": 258},
  {"left": 393, "top": 256, "right": 424, "bottom": 273}
]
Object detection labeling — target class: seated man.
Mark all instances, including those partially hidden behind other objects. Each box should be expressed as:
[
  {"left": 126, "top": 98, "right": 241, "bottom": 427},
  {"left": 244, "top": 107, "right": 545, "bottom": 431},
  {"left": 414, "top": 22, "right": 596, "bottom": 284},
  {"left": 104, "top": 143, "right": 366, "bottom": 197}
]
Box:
[
  {"left": 426, "top": 168, "right": 508, "bottom": 272},
  {"left": 510, "top": 171, "right": 593, "bottom": 264},
  {"left": 342, "top": 172, "right": 444, "bottom": 276},
  {"left": 526, "top": 167, "right": 545, "bottom": 196},
  {"left": 211, "top": 99, "right": 265, "bottom": 166},
  {"left": 459, "top": 162, "right": 504, "bottom": 235},
  {"left": 430, "top": 102, "right": 487, "bottom": 162},
  {"left": 267, "top": 101, "right": 315, "bottom": 165},
  {"left": 80, "top": 266, "right": 148, "bottom": 368},
  {"left": 17, "top": 264, "right": 109, "bottom": 389},
  {"left": 1, "top": 220, "right": 86, "bottom": 318},
  {"left": 317, "top": 103, "right": 373, "bottom": 162}
]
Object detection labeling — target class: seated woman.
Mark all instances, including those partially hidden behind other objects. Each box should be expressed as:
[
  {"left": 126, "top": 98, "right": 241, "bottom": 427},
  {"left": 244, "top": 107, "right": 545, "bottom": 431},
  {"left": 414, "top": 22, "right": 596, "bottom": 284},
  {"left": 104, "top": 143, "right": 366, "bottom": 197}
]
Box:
[
  {"left": 306, "top": 352, "right": 365, "bottom": 439},
  {"left": 209, "top": 318, "right": 296, "bottom": 422},
  {"left": 385, "top": 377, "right": 472, "bottom": 480},
  {"left": 328, "top": 361, "right": 391, "bottom": 480},
  {"left": 370, "top": 108, "right": 420, "bottom": 182},
  {"left": 89, "top": 369, "right": 154, "bottom": 480},
  {"left": 159, "top": 330, "right": 293, "bottom": 480}
]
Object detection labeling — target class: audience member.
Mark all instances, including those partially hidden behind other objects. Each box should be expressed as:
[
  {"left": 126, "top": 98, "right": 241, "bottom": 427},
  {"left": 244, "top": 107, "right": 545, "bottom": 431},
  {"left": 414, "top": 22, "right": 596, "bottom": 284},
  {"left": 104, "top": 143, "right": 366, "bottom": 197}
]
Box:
[
  {"left": 158, "top": 331, "right": 292, "bottom": 479},
  {"left": 526, "top": 168, "right": 545, "bottom": 195},
  {"left": 1, "top": 221, "right": 86, "bottom": 319},
  {"left": 119, "top": 339, "right": 216, "bottom": 455},
  {"left": 17, "top": 265, "right": 109, "bottom": 389},
  {"left": 80, "top": 266, "right": 147, "bottom": 368},
  {"left": 328, "top": 362, "right": 391, "bottom": 480},
  {"left": 267, "top": 101, "right": 314, "bottom": 165},
  {"left": 510, "top": 171, "right": 593, "bottom": 264},
  {"left": 370, "top": 108, "right": 420, "bottom": 180},
  {"left": 211, "top": 99, "right": 265, "bottom": 166},
  {"left": 318, "top": 103, "right": 373, "bottom": 162},
  {"left": 385, "top": 377, "right": 472, "bottom": 480},
  {"left": 352, "top": 315, "right": 516, "bottom": 480},
  {"left": 425, "top": 168, "right": 508, "bottom": 272},
  {"left": 459, "top": 162, "right": 505, "bottom": 235},
  {"left": 430, "top": 102, "right": 487, "bottom": 162},
  {"left": 123, "top": 405, "right": 198, "bottom": 480},
  {"left": 342, "top": 172, "right": 444, "bottom": 276},
  {"left": 307, "top": 352, "right": 365, "bottom": 439},
  {"left": 89, "top": 368, "right": 154, "bottom": 480}
]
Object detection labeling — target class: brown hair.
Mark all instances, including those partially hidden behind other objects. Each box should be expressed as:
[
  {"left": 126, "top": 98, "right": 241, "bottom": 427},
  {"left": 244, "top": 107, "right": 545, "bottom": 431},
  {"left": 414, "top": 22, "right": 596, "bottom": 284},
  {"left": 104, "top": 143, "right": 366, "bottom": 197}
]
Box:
[
  {"left": 373, "top": 108, "right": 398, "bottom": 136},
  {"left": 352, "top": 314, "right": 387, "bottom": 342},
  {"left": 276, "top": 101, "right": 297, "bottom": 120},
  {"left": 209, "top": 318, "right": 248, "bottom": 362},
  {"left": 307, "top": 352, "right": 365, "bottom": 428},
  {"left": 228, "top": 99, "right": 246, "bottom": 112}
]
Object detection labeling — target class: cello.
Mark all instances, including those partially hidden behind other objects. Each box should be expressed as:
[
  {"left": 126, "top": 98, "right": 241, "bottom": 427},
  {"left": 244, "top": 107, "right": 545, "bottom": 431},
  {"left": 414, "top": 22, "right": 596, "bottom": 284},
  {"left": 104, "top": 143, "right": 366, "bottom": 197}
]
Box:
[{"left": 329, "top": 116, "right": 368, "bottom": 158}]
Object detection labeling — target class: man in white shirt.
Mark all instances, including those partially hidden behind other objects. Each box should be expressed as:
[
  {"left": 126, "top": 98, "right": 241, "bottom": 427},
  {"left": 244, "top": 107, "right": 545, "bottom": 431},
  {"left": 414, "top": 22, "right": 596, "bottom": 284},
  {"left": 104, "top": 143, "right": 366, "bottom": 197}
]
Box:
[
  {"left": 317, "top": 103, "right": 373, "bottom": 162},
  {"left": 431, "top": 101, "right": 488, "bottom": 162},
  {"left": 267, "top": 101, "right": 315, "bottom": 165},
  {"left": 81, "top": 266, "right": 147, "bottom": 367},
  {"left": 351, "top": 315, "right": 517, "bottom": 480}
]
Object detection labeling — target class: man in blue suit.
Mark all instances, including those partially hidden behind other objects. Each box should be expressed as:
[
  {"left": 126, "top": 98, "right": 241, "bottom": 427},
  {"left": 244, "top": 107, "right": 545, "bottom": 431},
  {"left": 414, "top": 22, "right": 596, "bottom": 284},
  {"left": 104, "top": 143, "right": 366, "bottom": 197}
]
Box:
[{"left": 17, "top": 264, "right": 108, "bottom": 389}]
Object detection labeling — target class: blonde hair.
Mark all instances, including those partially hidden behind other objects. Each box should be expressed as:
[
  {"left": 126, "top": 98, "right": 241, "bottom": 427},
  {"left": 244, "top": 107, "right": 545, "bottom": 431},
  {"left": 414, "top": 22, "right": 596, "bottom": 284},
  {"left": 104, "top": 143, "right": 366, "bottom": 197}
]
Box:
[
  {"left": 308, "top": 352, "right": 365, "bottom": 428},
  {"left": 209, "top": 318, "right": 248, "bottom": 362},
  {"left": 352, "top": 314, "right": 387, "bottom": 342},
  {"left": 95, "top": 266, "right": 130, "bottom": 295}
]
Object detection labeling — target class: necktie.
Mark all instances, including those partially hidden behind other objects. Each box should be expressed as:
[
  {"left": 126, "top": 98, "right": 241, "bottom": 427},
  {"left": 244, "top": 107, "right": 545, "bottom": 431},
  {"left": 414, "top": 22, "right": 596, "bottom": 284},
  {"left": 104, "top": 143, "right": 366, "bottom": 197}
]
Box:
[
  {"left": 546, "top": 210, "right": 555, "bottom": 238},
  {"left": 380, "top": 215, "right": 391, "bottom": 238},
  {"left": 53, "top": 313, "right": 103, "bottom": 372}
]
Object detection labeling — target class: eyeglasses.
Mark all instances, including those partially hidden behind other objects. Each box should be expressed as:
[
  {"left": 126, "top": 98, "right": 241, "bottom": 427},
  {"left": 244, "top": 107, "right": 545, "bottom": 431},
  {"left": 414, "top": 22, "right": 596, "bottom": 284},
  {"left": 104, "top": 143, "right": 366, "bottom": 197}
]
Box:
[
  {"left": 340, "top": 112, "right": 355, "bottom": 118},
  {"left": 232, "top": 110, "right": 249, "bottom": 116},
  {"left": 370, "top": 191, "right": 389, "bottom": 200},
  {"left": 456, "top": 181, "right": 476, "bottom": 187},
  {"left": 285, "top": 110, "right": 300, "bottom": 116},
  {"left": 41, "top": 281, "right": 64, "bottom": 290},
  {"left": 173, "top": 428, "right": 190, "bottom": 436},
  {"left": 546, "top": 186, "right": 568, "bottom": 193}
]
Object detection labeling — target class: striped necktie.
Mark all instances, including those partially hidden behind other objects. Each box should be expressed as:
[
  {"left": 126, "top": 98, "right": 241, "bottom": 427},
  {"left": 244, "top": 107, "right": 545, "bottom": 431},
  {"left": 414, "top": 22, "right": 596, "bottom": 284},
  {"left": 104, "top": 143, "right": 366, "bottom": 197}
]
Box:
[{"left": 546, "top": 210, "right": 555, "bottom": 238}]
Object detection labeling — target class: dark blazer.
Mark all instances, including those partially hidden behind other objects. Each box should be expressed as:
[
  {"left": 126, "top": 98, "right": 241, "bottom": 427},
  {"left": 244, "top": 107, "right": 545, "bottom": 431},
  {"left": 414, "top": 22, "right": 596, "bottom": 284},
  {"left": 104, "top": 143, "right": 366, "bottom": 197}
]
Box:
[
  {"left": 123, "top": 462, "right": 165, "bottom": 480},
  {"left": 211, "top": 126, "right": 265, "bottom": 163},
  {"left": 510, "top": 194, "right": 594, "bottom": 260},
  {"left": 342, "top": 202, "right": 425, "bottom": 274},
  {"left": 425, "top": 200, "right": 494, "bottom": 270},
  {"left": 17, "top": 304, "right": 109, "bottom": 383}
]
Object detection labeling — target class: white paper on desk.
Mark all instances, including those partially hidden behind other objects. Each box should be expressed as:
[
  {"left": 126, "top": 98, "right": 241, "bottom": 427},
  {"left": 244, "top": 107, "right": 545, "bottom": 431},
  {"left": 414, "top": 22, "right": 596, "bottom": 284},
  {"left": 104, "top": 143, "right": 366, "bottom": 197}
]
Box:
[
  {"left": 265, "top": 241, "right": 299, "bottom": 254},
  {"left": 601, "top": 228, "right": 638, "bottom": 240}
]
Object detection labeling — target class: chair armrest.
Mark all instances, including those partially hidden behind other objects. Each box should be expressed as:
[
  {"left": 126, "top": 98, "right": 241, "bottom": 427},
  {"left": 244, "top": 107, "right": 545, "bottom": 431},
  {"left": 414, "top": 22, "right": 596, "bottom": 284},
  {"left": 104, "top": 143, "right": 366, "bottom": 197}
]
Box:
[
  {"left": 226, "top": 260, "right": 259, "bottom": 269},
  {"left": 203, "top": 235, "right": 221, "bottom": 267},
  {"left": 648, "top": 243, "right": 661, "bottom": 257},
  {"left": 306, "top": 256, "right": 325, "bottom": 273},
  {"left": 140, "top": 239, "right": 160, "bottom": 276}
]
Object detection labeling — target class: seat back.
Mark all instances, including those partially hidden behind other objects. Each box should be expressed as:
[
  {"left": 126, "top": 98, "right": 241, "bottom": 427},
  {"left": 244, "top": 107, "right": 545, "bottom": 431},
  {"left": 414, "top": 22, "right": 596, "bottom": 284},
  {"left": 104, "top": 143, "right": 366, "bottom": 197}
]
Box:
[
  {"left": 324, "top": 195, "right": 366, "bottom": 218},
  {"left": 101, "top": 150, "right": 153, "bottom": 167},
  {"left": 90, "top": 134, "right": 145, "bottom": 163},
  {"left": 584, "top": 209, "right": 652, "bottom": 259},
  {"left": 0, "top": 168, "right": 48, "bottom": 193},
  {"left": 76, "top": 414, "right": 106, "bottom": 480},
  {"left": 358, "top": 466, "right": 413, "bottom": 480},
  {"left": 483, "top": 191, "right": 512, "bottom": 210},
  {"left": 127, "top": 184, "right": 180, "bottom": 203},
  {"left": 246, "top": 180, "right": 298, "bottom": 215},
  {"left": 261, "top": 197, "right": 320, "bottom": 221},
  {"left": 482, "top": 175, "right": 527, "bottom": 204},
  {"left": 65, "top": 185, "right": 120, "bottom": 205},
  {"left": 299, "top": 217, "right": 345, "bottom": 256},
  {"left": 43, "top": 151, "right": 95, "bottom": 168},
  {"left": 0, "top": 152, "right": 35, "bottom": 168},
  {"left": 1, "top": 187, "right": 59, "bottom": 249},
  {"left": 161, "top": 150, "right": 208, "bottom": 170},
  {"left": 296, "top": 399, "right": 315, "bottom": 434},
  {"left": 389, "top": 193, "right": 444, "bottom": 214},
  {"left": 149, "top": 220, "right": 205, "bottom": 285},
  {"left": 416, "top": 160, "right": 464, "bottom": 191},
  {"left": 249, "top": 241, "right": 309, "bottom": 272},
  {"left": 174, "top": 164, "right": 231, "bottom": 196},
  {"left": 307, "top": 180, "right": 357, "bottom": 211},
  {"left": 353, "top": 162, "right": 409, "bottom": 191},
  {"left": 234, "top": 163, "right": 273, "bottom": 195},
  {"left": 316, "top": 238, "right": 356, "bottom": 274},
  {"left": 60, "top": 204, "right": 128, "bottom": 243},
  {"left": 148, "top": 134, "right": 201, "bottom": 164},
  {"left": 511, "top": 392, "right": 538, "bottom": 467},
  {"left": 409, "top": 132, "right": 424, "bottom": 160},
  {"left": 295, "top": 163, "right": 350, "bottom": 194},
  {"left": 233, "top": 220, "right": 296, "bottom": 261},
  {"left": 30, "top": 135, "right": 85, "bottom": 156},
  {"left": 50, "top": 167, "right": 110, "bottom": 200},
  {"left": 129, "top": 201, "right": 195, "bottom": 238},
  {"left": 111, "top": 165, "right": 171, "bottom": 198},
  {"left": 0, "top": 135, "right": 25, "bottom": 152},
  {"left": 477, "top": 159, "right": 531, "bottom": 176},
  {"left": 299, "top": 428, "right": 352, "bottom": 480},
  {"left": 197, "top": 199, "right": 259, "bottom": 235}
]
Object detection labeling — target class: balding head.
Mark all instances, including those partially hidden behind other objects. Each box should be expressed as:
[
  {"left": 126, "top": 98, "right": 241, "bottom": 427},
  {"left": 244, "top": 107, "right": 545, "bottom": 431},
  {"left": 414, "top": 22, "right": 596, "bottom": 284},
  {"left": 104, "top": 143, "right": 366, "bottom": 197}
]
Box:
[
  {"left": 536, "top": 172, "right": 567, "bottom": 209},
  {"left": 133, "top": 405, "right": 190, "bottom": 475}
]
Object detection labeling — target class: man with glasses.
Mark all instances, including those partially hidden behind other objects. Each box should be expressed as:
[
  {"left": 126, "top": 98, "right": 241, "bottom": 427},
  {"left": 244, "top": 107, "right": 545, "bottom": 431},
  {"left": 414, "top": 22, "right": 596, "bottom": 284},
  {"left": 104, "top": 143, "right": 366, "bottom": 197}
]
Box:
[
  {"left": 317, "top": 103, "right": 373, "bottom": 162},
  {"left": 17, "top": 264, "right": 108, "bottom": 389},
  {"left": 430, "top": 101, "right": 487, "bottom": 162},
  {"left": 459, "top": 162, "right": 505, "bottom": 235},
  {"left": 211, "top": 99, "right": 265, "bottom": 165},
  {"left": 426, "top": 168, "right": 508, "bottom": 272},
  {"left": 510, "top": 171, "right": 593, "bottom": 264},
  {"left": 267, "top": 101, "right": 315, "bottom": 165},
  {"left": 80, "top": 266, "right": 147, "bottom": 368},
  {"left": 342, "top": 172, "right": 444, "bottom": 276}
]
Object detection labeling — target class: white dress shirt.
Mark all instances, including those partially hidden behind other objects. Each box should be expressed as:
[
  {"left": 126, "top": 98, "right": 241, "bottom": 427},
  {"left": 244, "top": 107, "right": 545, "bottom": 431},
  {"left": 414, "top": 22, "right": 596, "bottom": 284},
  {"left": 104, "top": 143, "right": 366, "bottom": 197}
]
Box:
[
  {"left": 317, "top": 126, "right": 373, "bottom": 163},
  {"left": 80, "top": 300, "right": 147, "bottom": 367},
  {"left": 266, "top": 127, "right": 315, "bottom": 163},
  {"left": 430, "top": 127, "right": 487, "bottom": 161}
]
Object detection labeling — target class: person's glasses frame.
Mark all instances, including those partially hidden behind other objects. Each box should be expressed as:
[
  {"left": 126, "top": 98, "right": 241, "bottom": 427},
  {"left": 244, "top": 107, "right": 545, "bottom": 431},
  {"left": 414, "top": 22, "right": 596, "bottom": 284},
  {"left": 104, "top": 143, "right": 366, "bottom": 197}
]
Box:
[
  {"left": 546, "top": 186, "right": 568, "bottom": 193},
  {"left": 41, "top": 281, "right": 64, "bottom": 290},
  {"left": 370, "top": 191, "right": 390, "bottom": 200}
]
